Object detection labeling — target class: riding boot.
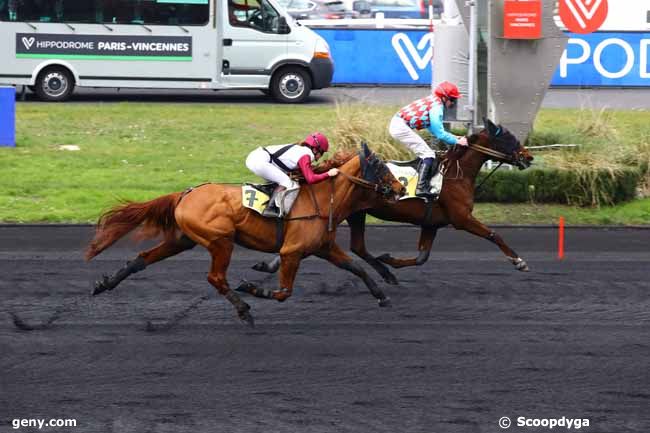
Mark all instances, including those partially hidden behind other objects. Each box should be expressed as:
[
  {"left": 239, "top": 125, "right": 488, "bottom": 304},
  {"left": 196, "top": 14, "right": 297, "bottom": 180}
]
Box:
[
  {"left": 262, "top": 186, "right": 284, "bottom": 218},
  {"left": 415, "top": 158, "right": 434, "bottom": 199}
]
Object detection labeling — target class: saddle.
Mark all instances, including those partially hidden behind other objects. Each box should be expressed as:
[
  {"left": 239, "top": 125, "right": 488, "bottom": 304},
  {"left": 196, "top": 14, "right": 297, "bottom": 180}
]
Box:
[
  {"left": 242, "top": 182, "right": 299, "bottom": 218},
  {"left": 386, "top": 157, "right": 443, "bottom": 200}
]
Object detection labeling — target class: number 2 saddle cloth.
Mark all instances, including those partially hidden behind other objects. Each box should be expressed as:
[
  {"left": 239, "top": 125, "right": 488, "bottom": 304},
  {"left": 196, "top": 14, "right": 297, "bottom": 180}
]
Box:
[{"left": 385, "top": 158, "right": 443, "bottom": 200}]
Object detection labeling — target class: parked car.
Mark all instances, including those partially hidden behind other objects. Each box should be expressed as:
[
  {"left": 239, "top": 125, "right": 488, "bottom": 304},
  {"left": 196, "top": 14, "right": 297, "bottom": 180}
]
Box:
[
  {"left": 369, "top": 0, "right": 442, "bottom": 18},
  {"left": 277, "top": 0, "right": 357, "bottom": 19}
]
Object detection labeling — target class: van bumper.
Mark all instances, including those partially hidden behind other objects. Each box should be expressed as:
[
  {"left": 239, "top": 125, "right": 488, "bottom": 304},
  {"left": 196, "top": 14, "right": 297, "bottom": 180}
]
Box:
[{"left": 309, "top": 57, "right": 334, "bottom": 89}]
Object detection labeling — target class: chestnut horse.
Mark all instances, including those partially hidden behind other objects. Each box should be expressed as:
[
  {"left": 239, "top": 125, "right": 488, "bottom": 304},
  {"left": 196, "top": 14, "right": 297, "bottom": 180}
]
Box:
[
  {"left": 254, "top": 119, "right": 534, "bottom": 284},
  {"left": 85, "top": 143, "right": 405, "bottom": 325}
]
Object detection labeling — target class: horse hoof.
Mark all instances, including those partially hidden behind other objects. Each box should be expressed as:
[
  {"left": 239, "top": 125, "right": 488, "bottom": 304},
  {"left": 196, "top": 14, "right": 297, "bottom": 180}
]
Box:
[
  {"left": 377, "top": 254, "right": 392, "bottom": 264},
  {"left": 378, "top": 297, "right": 392, "bottom": 308},
  {"left": 515, "top": 259, "right": 530, "bottom": 272},
  {"left": 251, "top": 262, "right": 269, "bottom": 273},
  {"left": 383, "top": 273, "right": 399, "bottom": 285},
  {"left": 91, "top": 278, "right": 110, "bottom": 296},
  {"left": 238, "top": 310, "right": 255, "bottom": 328},
  {"left": 235, "top": 280, "right": 255, "bottom": 294}
]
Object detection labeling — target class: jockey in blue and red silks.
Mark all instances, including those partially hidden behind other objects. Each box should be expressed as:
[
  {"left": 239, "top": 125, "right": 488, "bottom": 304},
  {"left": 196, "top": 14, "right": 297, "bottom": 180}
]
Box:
[
  {"left": 389, "top": 81, "right": 468, "bottom": 199},
  {"left": 246, "top": 132, "right": 338, "bottom": 217}
]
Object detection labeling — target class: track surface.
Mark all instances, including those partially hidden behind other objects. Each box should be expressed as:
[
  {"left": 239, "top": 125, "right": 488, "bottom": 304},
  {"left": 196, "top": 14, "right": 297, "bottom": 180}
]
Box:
[{"left": 1, "top": 225, "right": 649, "bottom": 433}]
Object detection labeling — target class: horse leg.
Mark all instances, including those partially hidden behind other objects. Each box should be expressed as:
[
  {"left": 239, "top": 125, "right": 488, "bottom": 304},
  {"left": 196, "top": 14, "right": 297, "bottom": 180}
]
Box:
[
  {"left": 347, "top": 212, "right": 399, "bottom": 285},
  {"left": 251, "top": 255, "right": 281, "bottom": 274},
  {"left": 317, "top": 242, "right": 391, "bottom": 307},
  {"left": 376, "top": 226, "right": 438, "bottom": 269},
  {"left": 206, "top": 238, "right": 254, "bottom": 326},
  {"left": 455, "top": 215, "right": 530, "bottom": 272},
  {"left": 236, "top": 251, "right": 302, "bottom": 302},
  {"left": 92, "top": 235, "right": 196, "bottom": 296}
]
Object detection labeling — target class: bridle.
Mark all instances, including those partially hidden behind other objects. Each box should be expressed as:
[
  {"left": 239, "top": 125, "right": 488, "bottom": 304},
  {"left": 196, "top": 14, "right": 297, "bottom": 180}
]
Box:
[
  {"left": 286, "top": 149, "right": 399, "bottom": 231},
  {"left": 356, "top": 150, "right": 399, "bottom": 199},
  {"left": 468, "top": 133, "right": 529, "bottom": 169}
]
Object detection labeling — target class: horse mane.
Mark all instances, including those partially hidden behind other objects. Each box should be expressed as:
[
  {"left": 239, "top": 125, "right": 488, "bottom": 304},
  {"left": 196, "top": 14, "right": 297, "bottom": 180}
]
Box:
[{"left": 312, "top": 149, "right": 358, "bottom": 173}]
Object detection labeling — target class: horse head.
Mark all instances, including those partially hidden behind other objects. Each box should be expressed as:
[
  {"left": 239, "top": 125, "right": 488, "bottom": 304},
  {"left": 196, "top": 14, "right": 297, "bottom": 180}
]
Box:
[
  {"left": 472, "top": 118, "right": 534, "bottom": 170},
  {"left": 359, "top": 142, "right": 406, "bottom": 202}
]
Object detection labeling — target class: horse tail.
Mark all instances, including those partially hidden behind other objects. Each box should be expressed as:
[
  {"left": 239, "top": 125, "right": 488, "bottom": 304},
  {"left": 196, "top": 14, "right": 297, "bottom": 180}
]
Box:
[{"left": 85, "top": 192, "right": 182, "bottom": 261}]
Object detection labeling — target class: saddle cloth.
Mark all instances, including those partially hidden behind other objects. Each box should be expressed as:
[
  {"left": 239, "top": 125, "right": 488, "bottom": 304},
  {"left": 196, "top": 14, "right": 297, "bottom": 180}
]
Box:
[
  {"left": 386, "top": 159, "right": 443, "bottom": 200},
  {"left": 242, "top": 182, "right": 299, "bottom": 217},
  {"left": 242, "top": 183, "right": 273, "bottom": 215}
]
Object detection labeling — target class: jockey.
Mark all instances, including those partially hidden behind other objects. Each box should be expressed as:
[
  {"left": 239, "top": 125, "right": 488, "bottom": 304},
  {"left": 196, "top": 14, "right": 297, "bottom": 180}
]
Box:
[
  {"left": 245, "top": 132, "right": 339, "bottom": 217},
  {"left": 389, "top": 81, "right": 469, "bottom": 199}
]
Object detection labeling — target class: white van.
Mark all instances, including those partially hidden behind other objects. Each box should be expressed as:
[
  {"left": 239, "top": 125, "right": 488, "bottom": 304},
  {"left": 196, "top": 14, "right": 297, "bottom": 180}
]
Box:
[{"left": 0, "top": 0, "right": 333, "bottom": 102}]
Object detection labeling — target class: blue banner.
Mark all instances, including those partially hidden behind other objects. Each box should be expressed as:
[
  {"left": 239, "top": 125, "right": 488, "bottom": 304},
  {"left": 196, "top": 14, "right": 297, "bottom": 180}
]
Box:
[
  {"left": 0, "top": 87, "right": 16, "bottom": 147},
  {"left": 315, "top": 29, "right": 650, "bottom": 87},
  {"left": 315, "top": 29, "right": 432, "bottom": 85},
  {"left": 551, "top": 32, "right": 650, "bottom": 87}
]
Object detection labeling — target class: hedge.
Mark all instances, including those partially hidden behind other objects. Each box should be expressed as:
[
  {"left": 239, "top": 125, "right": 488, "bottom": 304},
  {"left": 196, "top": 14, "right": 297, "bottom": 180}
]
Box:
[{"left": 473, "top": 168, "right": 642, "bottom": 206}]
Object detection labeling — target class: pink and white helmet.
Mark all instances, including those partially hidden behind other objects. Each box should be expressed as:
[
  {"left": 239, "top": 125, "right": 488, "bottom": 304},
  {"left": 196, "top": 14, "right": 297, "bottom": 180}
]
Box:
[{"left": 303, "top": 132, "right": 329, "bottom": 153}]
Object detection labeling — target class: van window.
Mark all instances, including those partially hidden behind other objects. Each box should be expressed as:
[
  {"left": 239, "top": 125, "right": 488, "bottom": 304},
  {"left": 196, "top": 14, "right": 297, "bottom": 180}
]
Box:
[
  {"left": 0, "top": 0, "right": 209, "bottom": 25},
  {"left": 228, "top": 0, "right": 280, "bottom": 33}
]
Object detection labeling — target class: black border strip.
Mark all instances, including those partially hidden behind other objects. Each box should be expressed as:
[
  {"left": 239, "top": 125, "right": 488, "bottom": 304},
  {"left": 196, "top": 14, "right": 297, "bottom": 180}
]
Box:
[
  {"left": 0, "top": 74, "right": 31, "bottom": 78},
  {"left": 80, "top": 76, "right": 211, "bottom": 82}
]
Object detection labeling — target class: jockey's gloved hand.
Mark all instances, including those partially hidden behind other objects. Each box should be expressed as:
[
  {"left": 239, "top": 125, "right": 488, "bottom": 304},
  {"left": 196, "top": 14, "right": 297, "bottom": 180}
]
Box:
[{"left": 457, "top": 136, "right": 468, "bottom": 147}]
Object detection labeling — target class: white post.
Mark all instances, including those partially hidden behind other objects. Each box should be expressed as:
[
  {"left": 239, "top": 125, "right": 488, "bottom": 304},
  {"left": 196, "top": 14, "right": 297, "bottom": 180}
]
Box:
[
  {"left": 467, "top": 0, "right": 477, "bottom": 130},
  {"left": 429, "top": 0, "right": 435, "bottom": 90}
]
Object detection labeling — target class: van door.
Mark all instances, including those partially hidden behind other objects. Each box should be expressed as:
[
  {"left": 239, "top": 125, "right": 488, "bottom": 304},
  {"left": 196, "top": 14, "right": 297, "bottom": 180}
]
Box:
[{"left": 221, "top": 0, "right": 288, "bottom": 87}]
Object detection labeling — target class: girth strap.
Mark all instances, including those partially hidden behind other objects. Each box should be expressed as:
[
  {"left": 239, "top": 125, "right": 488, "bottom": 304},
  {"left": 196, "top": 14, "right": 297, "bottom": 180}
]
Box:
[{"left": 275, "top": 218, "right": 284, "bottom": 251}]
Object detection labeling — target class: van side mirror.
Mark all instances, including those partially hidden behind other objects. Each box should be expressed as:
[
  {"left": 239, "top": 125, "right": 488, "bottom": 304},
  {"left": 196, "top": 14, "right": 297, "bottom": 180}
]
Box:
[{"left": 278, "top": 16, "right": 290, "bottom": 34}]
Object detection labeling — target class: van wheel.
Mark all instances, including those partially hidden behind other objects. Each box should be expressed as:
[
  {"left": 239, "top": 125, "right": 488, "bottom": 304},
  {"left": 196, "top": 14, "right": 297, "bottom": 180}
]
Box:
[
  {"left": 271, "top": 67, "right": 311, "bottom": 103},
  {"left": 35, "top": 67, "right": 75, "bottom": 102}
]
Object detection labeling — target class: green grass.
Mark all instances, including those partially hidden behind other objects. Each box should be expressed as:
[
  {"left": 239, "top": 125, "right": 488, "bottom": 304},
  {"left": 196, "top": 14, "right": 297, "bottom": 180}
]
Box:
[{"left": 1, "top": 102, "right": 648, "bottom": 224}]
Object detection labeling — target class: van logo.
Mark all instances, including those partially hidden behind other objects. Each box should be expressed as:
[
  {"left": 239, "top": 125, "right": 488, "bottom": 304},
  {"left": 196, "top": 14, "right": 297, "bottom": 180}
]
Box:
[
  {"left": 559, "top": 0, "right": 608, "bottom": 34},
  {"left": 22, "top": 37, "right": 35, "bottom": 50},
  {"left": 392, "top": 33, "right": 433, "bottom": 81}
]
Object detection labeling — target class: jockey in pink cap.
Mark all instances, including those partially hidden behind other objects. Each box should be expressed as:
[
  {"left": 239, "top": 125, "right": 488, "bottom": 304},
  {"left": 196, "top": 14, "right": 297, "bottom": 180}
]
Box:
[{"left": 245, "top": 132, "right": 338, "bottom": 217}]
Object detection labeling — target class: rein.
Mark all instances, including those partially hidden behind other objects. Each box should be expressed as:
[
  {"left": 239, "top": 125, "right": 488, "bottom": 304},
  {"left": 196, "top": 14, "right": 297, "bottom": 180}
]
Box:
[
  {"left": 468, "top": 143, "right": 513, "bottom": 162},
  {"left": 474, "top": 161, "right": 503, "bottom": 193},
  {"left": 284, "top": 163, "right": 388, "bottom": 231}
]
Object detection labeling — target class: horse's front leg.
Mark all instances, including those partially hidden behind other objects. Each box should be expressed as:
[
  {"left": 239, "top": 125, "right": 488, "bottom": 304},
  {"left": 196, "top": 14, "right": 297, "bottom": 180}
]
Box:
[
  {"left": 317, "top": 242, "right": 391, "bottom": 307},
  {"left": 453, "top": 214, "right": 530, "bottom": 272},
  {"left": 347, "top": 212, "right": 398, "bottom": 285},
  {"left": 376, "top": 226, "right": 437, "bottom": 269},
  {"left": 236, "top": 252, "right": 302, "bottom": 302}
]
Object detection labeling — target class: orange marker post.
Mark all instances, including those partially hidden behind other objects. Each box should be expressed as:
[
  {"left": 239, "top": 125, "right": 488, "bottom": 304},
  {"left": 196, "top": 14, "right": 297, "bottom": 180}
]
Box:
[{"left": 558, "top": 216, "right": 565, "bottom": 260}]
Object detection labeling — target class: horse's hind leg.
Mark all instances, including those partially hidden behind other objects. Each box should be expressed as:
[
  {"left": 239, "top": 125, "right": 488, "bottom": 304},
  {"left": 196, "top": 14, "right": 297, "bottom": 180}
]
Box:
[
  {"left": 376, "top": 226, "right": 438, "bottom": 269},
  {"left": 455, "top": 214, "right": 530, "bottom": 272},
  {"left": 317, "top": 242, "right": 391, "bottom": 307},
  {"left": 251, "top": 255, "right": 281, "bottom": 274},
  {"left": 347, "top": 212, "right": 398, "bottom": 285},
  {"left": 92, "top": 235, "right": 196, "bottom": 296},
  {"left": 206, "top": 238, "right": 254, "bottom": 326}
]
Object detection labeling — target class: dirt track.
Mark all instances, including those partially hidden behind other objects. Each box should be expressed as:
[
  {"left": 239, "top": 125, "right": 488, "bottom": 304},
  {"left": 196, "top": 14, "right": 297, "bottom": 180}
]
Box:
[{"left": 1, "top": 225, "right": 649, "bottom": 433}]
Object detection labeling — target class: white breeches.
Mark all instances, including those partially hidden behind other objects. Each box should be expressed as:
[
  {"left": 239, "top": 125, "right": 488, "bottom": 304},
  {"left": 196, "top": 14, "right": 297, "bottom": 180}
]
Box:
[
  {"left": 388, "top": 115, "right": 437, "bottom": 159},
  {"left": 245, "top": 147, "right": 298, "bottom": 189}
]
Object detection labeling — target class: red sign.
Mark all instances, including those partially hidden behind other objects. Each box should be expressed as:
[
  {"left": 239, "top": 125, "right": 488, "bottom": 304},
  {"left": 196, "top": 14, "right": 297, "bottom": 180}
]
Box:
[
  {"left": 503, "top": 0, "right": 542, "bottom": 39},
  {"left": 559, "top": 0, "right": 608, "bottom": 34}
]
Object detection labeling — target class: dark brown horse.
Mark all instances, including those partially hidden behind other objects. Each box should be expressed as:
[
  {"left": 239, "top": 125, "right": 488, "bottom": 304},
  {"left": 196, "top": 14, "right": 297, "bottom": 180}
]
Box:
[
  {"left": 85, "top": 143, "right": 405, "bottom": 325},
  {"left": 254, "top": 119, "right": 534, "bottom": 284}
]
